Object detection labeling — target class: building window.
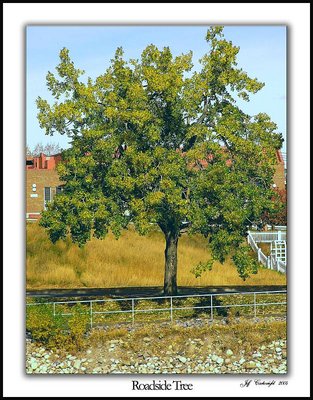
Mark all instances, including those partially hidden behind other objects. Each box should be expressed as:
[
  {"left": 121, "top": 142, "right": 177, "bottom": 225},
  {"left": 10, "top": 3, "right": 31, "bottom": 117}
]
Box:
[
  {"left": 44, "top": 187, "right": 51, "bottom": 201},
  {"left": 44, "top": 186, "right": 63, "bottom": 209},
  {"left": 56, "top": 186, "right": 63, "bottom": 195},
  {"left": 44, "top": 187, "right": 51, "bottom": 209}
]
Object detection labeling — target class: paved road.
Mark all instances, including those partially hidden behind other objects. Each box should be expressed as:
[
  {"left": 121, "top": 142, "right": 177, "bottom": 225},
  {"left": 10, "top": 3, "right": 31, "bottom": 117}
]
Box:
[{"left": 26, "top": 285, "right": 287, "bottom": 300}]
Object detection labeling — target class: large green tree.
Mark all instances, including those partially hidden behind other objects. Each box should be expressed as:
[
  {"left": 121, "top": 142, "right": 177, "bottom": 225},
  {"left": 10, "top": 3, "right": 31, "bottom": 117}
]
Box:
[{"left": 37, "top": 26, "right": 283, "bottom": 295}]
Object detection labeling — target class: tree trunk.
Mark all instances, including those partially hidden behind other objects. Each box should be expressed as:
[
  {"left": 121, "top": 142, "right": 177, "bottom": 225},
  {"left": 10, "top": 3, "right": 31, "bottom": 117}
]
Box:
[{"left": 163, "top": 230, "right": 179, "bottom": 296}]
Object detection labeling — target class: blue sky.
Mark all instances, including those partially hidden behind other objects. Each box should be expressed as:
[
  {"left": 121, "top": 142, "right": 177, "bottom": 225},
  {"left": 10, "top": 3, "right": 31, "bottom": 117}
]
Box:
[{"left": 27, "top": 25, "right": 286, "bottom": 153}]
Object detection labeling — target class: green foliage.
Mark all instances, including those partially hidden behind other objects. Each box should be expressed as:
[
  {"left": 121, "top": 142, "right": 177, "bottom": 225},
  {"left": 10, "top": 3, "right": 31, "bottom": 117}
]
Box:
[
  {"left": 26, "top": 304, "right": 60, "bottom": 344},
  {"left": 190, "top": 259, "right": 214, "bottom": 278},
  {"left": 37, "top": 26, "right": 283, "bottom": 282},
  {"left": 26, "top": 303, "right": 89, "bottom": 352},
  {"left": 232, "top": 245, "right": 259, "bottom": 280},
  {"left": 66, "top": 304, "right": 90, "bottom": 350},
  {"left": 261, "top": 188, "right": 287, "bottom": 226}
]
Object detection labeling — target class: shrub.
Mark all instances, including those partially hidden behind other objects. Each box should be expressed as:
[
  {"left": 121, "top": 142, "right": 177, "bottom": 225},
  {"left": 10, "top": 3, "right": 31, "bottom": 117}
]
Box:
[
  {"left": 26, "top": 303, "right": 90, "bottom": 352},
  {"left": 66, "top": 304, "right": 90, "bottom": 351},
  {"left": 26, "top": 304, "right": 61, "bottom": 343}
]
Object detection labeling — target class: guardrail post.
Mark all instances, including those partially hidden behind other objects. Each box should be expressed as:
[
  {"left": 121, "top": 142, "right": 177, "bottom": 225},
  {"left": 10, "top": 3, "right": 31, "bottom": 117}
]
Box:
[
  {"left": 254, "top": 293, "right": 257, "bottom": 318},
  {"left": 90, "top": 301, "right": 93, "bottom": 329},
  {"left": 53, "top": 302, "right": 56, "bottom": 317},
  {"left": 210, "top": 295, "right": 213, "bottom": 322},
  {"left": 170, "top": 297, "right": 173, "bottom": 323},
  {"left": 132, "top": 299, "right": 135, "bottom": 326}
]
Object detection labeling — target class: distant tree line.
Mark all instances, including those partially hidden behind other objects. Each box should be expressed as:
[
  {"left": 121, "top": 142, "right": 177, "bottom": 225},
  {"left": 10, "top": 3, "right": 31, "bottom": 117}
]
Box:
[{"left": 26, "top": 142, "right": 63, "bottom": 157}]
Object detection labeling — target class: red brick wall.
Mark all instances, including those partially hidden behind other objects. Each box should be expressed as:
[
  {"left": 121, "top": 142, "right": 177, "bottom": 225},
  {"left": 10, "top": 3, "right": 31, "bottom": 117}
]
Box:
[
  {"left": 273, "top": 150, "right": 286, "bottom": 190},
  {"left": 26, "top": 153, "right": 63, "bottom": 170}
]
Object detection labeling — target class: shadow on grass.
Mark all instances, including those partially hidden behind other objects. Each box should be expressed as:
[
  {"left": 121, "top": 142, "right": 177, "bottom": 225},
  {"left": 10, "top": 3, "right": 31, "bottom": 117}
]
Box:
[{"left": 26, "top": 284, "right": 286, "bottom": 301}]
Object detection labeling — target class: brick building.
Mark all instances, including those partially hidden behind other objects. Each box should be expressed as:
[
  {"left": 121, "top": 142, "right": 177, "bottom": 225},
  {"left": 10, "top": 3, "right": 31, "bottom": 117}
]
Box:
[
  {"left": 193, "top": 148, "right": 286, "bottom": 191},
  {"left": 26, "top": 153, "right": 64, "bottom": 221},
  {"left": 272, "top": 149, "right": 286, "bottom": 190}
]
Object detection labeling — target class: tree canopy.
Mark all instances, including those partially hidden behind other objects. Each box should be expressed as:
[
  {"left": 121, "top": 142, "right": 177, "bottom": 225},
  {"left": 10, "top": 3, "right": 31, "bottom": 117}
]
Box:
[{"left": 37, "top": 26, "right": 283, "bottom": 294}]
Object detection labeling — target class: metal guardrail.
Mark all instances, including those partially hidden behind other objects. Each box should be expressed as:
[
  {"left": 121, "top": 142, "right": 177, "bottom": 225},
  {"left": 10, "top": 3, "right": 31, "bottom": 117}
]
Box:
[{"left": 27, "top": 290, "right": 287, "bottom": 328}]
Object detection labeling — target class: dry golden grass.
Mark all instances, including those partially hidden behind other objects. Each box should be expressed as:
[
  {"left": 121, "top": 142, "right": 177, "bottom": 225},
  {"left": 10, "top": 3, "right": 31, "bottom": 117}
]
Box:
[
  {"left": 258, "top": 242, "right": 271, "bottom": 256},
  {"left": 26, "top": 222, "right": 286, "bottom": 289}
]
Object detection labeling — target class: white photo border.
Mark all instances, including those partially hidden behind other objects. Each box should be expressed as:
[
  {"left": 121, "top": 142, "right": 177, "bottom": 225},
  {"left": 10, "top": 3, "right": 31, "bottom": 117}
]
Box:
[{"left": 3, "top": 2, "right": 310, "bottom": 398}]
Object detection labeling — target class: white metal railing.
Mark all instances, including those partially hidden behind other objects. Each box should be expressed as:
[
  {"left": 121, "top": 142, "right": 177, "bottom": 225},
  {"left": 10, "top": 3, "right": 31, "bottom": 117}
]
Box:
[
  {"left": 273, "top": 225, "right": 287, "bottom": 231},
  {"left": 26, "top": 290, "right": 287, "bottom": 328},
  {"left": 277, "top": 260, "right": 287, "bottom": 274},
  {"left": 247, "top": 231, "right": 287, "bottom": 273},
  {"left": 247, "top": 232, "right": 269, "bottom": 268},
  {"left": 249, "top": 230, "right": 287, "bottom": 243},
  {"left": 269, "top": 256, "right": 287, "bottom": 274},
  {"left": 258, "top": 248, "right": 268, "bottom": 266},
  {"left": 247, "top": 232, "right": 259, "bottom": 253},
  {"left": 271, "top": 240, "right": 287, "bottom": 264}
]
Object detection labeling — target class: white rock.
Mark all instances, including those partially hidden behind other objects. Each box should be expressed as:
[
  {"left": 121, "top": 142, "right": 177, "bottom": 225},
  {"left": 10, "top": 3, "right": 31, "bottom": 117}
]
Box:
[
  {"left": 30, "top": 361, "right": 38, "bottom": 370},
  {"left": 275, "top": 347, "right": 282, "bottom": 353}
]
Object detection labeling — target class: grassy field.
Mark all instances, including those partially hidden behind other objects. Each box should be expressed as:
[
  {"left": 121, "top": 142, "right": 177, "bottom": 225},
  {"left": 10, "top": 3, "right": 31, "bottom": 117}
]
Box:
[{"left": 26, "top": 223, "right": 286, "bottom": 289}]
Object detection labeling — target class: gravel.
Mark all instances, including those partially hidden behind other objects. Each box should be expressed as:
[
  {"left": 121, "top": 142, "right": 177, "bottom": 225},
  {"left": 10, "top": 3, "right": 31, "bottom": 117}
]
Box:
[{"left": 26, "top": 338, "right": 287, "bottom": 374}]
